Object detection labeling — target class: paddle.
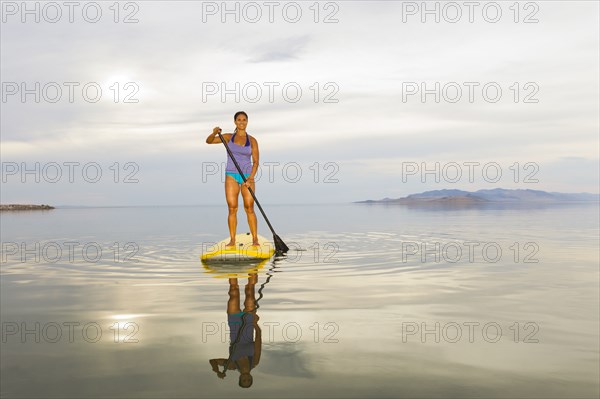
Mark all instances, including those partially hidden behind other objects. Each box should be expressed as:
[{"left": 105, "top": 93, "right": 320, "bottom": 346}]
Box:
[{"left": 217, "top": 130, "right": 289, "bottom": 255}]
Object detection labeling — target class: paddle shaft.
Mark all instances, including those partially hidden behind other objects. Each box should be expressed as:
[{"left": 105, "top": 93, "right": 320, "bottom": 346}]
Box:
[{"left": 217, "top": 131, "right": 278, "bottom": 236}]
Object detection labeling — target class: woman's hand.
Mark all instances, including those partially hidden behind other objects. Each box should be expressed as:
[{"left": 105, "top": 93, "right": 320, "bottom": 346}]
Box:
[
  {"left": 242, "top": 176, "right": 255, "bottom": 188},
  {"left": 217, "top": 371, "right": 226, "bottom": 379},
  {"left": 206, "top": 127, "right": 223, "bottom": 144}
]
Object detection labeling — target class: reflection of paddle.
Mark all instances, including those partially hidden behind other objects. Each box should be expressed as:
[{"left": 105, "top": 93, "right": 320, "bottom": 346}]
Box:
[
  {"left": 217, "top": 130, "right": 289, "bottom": 255},
  {"left": 255, "top": 259, "right": 280, "bottom": 310}
]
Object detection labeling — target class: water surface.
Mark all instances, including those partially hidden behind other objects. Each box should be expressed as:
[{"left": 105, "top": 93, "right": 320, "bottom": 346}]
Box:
[{"left": 1, "top": 203, "right": 598, "bottom": 398}]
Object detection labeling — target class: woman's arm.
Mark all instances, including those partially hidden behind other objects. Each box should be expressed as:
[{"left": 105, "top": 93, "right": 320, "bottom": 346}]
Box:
[
  {"left": 206, "top": 127, "right": 231, "bottom": 144},
  {"left": 253, "top": 324, "right": 262, "bottom": 366},
  {"left": 249, "top": 136, "right": 259, "bottom": 179},
  {"left": 209, "top": 358, "right": 226, "bottom": 371}
]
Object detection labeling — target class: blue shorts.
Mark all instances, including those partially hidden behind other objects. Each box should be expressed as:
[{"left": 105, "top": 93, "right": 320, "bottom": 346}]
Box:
[
  {"left": 226, "top": 172, "right": 251, "bottom": 185},
  {"left": 228, "top": 312, "right": 255, "bottom": 342}
]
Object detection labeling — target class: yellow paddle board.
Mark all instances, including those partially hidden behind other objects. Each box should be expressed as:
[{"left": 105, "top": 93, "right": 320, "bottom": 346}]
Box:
[{"left": 200, "top": 233, "right": 275, "bottom": 261}]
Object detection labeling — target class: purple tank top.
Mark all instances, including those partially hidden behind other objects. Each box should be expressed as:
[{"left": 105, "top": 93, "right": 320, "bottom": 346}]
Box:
[{"left": 226, "top": 133, "right": 252, "bottom": 174}]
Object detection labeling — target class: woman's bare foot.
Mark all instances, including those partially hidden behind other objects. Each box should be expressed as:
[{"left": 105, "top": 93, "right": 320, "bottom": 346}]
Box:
[
  {"left": 248, "top": 273, "right": 258, "bottom": 284},
  {"left": 251, "top": 239, "right": 260, "bottom": 247},
  {"left": 225, "top": 239, "right": 236, "bottom": 248}
]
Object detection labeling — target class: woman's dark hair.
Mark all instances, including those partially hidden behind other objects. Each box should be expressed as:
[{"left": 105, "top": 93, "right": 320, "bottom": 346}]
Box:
[
  {"left": 234, "top": 111, "right": 248, "bottom": 121},
  {"left": 233, "top": 111, "right": 248, "bottom": 134}
]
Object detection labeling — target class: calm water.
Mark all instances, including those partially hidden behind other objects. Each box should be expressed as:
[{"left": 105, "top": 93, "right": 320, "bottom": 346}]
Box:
[{"left": 1, "top": 203, "right": 599, "bottom": 398}]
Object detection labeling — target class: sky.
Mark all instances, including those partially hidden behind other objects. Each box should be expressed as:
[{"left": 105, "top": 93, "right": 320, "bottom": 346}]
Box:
[{"left": 1, "top": 0, "right": 599, "bottom": 205}]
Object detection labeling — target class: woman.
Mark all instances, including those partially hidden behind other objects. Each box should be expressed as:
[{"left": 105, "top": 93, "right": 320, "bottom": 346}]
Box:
[{"left": 206, "top": 111, "right": 260, "bottom": 247}]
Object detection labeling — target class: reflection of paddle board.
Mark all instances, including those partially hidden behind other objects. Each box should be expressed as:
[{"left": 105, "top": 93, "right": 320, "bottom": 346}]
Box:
[
  {"left": 202, "top": 258, "right": 269, "bottom": 278},
  {"left": 200, "top": 233, "right": 275, "bottom": 261}
]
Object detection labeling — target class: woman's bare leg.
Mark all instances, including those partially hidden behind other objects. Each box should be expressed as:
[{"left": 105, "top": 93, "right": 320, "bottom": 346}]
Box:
[
  {"left": 241, "top": 181, "right": 259, "bottom": 246},
  {"left": 242, "top": 273, "right": 258, "bottom": 313},
  {"left": 225, "top": 176, "right": 240, "bottom": 246},
  {"left": 227, "top": 278, "right": 241, "bottom": 314}
]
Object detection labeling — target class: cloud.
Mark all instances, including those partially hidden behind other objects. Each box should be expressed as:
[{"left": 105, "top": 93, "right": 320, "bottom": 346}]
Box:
[{"left": 248, "top": 35, "right": 311, "bottom": 63}]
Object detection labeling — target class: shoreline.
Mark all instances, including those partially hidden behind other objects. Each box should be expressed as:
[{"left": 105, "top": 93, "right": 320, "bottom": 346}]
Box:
[{"left": 0, "top": 204, "right": 55, "bottom": 211}]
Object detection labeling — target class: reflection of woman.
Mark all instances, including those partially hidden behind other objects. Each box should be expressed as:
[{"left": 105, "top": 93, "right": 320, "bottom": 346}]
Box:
[{"left": 209, "top": 274, "right": 262, "bottom": 388}]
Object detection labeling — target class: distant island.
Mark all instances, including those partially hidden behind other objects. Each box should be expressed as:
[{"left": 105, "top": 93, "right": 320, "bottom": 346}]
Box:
[
  {"left": 356, "top": 189, "right": 600, "bottom": 205},
  {"left": 0, "top": 204, "right": 55, "bottom": 211}
]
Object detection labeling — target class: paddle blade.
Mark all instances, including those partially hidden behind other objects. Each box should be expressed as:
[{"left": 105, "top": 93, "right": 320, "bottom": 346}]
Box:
[{"left": 273, "top": 234, "right": 289, "bottom": 254}]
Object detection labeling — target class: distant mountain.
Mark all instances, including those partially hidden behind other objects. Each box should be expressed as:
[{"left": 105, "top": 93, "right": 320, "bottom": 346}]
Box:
[
  {"left": 406, "top": 189, "right": 472, "bottom": 199},
  {"left": 356, "top": 189, "right": 600, "bottom": 204}
]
